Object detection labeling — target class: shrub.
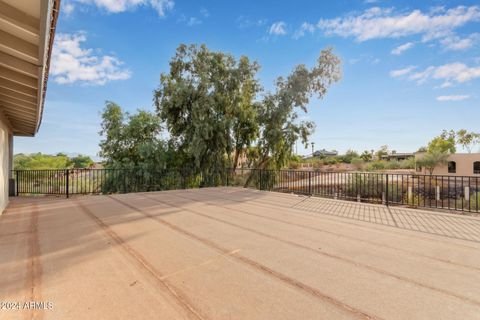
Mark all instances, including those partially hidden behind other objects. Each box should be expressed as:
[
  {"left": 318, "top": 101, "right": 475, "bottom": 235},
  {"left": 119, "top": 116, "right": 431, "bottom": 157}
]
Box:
[
  {"left": 384, "top": 160, "right": 400, "bottom": 170},
  {"left": 289, "top": 161, "right": 300, "bottom": 169},
  {"left": 399, "top": 157, "right": 416, "bottom": 169},
  {"left": 351, "top": 157, "right": 365, "bottom": 170},
  {"left": 313, "top": 160, "right": 324, "bottom": 169},
  {"left": 324, "top": 157, "right": 339, "bottom": 165},
  {"left": 364, "top": 161, "right": 386, "bottom": 171},
  {"left": 338, "top": 149, "right": 359, "bottom": 163}
]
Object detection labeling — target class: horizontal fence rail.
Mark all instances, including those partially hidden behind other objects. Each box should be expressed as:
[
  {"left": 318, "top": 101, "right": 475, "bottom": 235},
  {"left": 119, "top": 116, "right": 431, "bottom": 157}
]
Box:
[{"left": 12, "top": 168, "right": 480, "bottom": 213}]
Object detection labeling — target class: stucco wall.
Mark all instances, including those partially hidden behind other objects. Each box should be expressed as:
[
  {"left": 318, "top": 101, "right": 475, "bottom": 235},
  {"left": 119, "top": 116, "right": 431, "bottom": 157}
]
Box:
[
  {"left": 0, "top": 116, "right": 11, "bottom": 214},
  {"left": 416, "top": 153, "right": 480, "bottom": 176}
]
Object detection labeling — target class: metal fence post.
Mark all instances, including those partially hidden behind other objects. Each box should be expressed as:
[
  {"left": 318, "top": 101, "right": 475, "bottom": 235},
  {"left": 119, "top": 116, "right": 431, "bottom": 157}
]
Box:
[
  {"left": 15, "top": 170, "right": 19, "bottom": 196},
  {"left": 259, "top": 169, "right": 263, "bottom": 190},
  {"left": 123, "top": 170, "right": 127, "bottom": 193},
  {"left": 385, "top": 174, "right": 389, "bottom": 207},
  {"left": 182, "top": 168, "right": 186, "bottom": 189},
  {"left": 308, "top": 171, "right": 312, "bottom": 195},
  {"left": 66, "top": 169, "right": 70, "bottom": 198}
]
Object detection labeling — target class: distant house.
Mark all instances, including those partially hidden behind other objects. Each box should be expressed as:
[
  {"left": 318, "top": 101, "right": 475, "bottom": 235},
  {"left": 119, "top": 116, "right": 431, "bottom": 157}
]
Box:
[
  {"left": 415, "top": 153, "right": 480, "bottom": 176},
  {"left": 381, "top": 152, "right": 415, "bottom": 161},
  {"left": 313, "top": 149, "right": 338, "bottom": 157}
]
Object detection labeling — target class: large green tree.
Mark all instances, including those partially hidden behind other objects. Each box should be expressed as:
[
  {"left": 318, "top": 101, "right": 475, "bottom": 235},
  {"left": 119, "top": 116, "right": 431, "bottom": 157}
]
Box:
[
  {"left": 427, "top": 130, "right": 456, "bottom": 154},
  {"left": 70, "top": 155, "right": 94, "bottom": 168},
  {"left": 154, "top": 44, "right": 260, "bottom": 171},
  {"left": 154, "top": 44, "right": 341, "bottom": 173},
  {"left": 249, "top": 47, "right": 341, "bottom": 170},
  {"left": 99, "top": 101, "right": 167, "bottom": 169}
]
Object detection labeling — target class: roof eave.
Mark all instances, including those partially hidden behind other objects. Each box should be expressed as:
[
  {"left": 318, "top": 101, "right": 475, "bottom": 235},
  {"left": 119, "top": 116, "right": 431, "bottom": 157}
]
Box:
[{"left": 33, "top": 0, "right": 60, "bottom": 135}]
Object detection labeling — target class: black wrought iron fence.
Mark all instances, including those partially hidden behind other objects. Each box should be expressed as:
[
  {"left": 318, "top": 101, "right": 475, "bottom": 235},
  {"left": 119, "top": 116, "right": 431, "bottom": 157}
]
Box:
[
  {"left": 13, "top": 168, "right": 230, "bottom": 197},
  {"left": 13, "top": 168, "right": 480, "bottom": 213},
  {"left": 230, "top": 169, "right": 480, "bottom": 213}
]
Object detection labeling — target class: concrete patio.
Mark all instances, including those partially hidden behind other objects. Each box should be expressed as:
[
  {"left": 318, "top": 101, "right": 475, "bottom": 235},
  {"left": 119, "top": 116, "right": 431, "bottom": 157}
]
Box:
[{"left": 1, "top": 187, "right": 480, "bottom": 319}]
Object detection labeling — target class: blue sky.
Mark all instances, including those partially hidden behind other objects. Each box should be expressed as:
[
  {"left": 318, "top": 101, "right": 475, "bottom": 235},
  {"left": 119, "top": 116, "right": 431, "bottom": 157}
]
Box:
[{"left": 15, "top": 0, "right": 480, "bottom": 158}]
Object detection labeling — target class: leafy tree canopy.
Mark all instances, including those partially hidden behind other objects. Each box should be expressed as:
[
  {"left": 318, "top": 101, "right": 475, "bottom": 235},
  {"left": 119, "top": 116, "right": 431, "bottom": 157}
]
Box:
[
  {"left": 360, "top": 150, "right": 373, "bottom": 162},
  {"left": 99, "top": 101, "right": 169, "bottom": 170},
  {"left": 375, "top": 145, "right": 389, "bottom": 159},
  {"left": 456, "top": 129, "right": 479, "bottom": 153},
  {"left": 154, "top": 44, "right": 260, "bottom": 171},
  {"left": 244, "top": 47, "right": 341, "bottom": 170},
  {"left": 155, "top": 44, "right": 341, "bottom": 172},
  {"left": 71, "top": 155, "right": 94, "bottom": 168},
  {"left": 427, "top": 130, "right": 456, "bottom": 154}
]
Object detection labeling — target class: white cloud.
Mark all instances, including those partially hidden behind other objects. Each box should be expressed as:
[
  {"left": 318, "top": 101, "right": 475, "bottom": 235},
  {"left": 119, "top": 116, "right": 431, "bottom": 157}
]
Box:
[
  {"left": 348, "top": 58, "right": 361, "bottom": 65},
  {"left": 269, "top": 21, "right": 287, "bottom": 35},
  {"left": 63, "top": 2, "right": 75, "bottom": 16},
  {"left": 51, "top": 32, "right": 131, "bottom": 85},
  {"left": 293, "top": 22, "right": 315, "bottom": 39},
  {"left": 389, "top": 66, "right": 416, "bottom": 77},
  {"left": 200, "top": 8, "right": 209, "bottom": 18},
  {"left": 76, "top": 0, "right": 174, "bottom": 16},
  {"left": 391, "top": 42, "right": 414, "bottom": 55},
  {"left": 237, "top": 16, "right": 267, "bottom": 29},
  {"left": 440, "top": 33, "right": 479, "bottom": 50},
  {"left": 406, "top": 62, "right": 480, "bottom": 86},
  {"left": 177, "top": 15, "right": 202, "bottom": 26},
  {"left": 436, "top": 95, "right": 470, "bottom": 101},
  {"left": 438, "top": 81, "right": 453, "bottom": 88},
  {"left": 187, "top": 17, "right": 201, "bottom": 26},
  {"left": 317, "top": 6, "right": 480, "bottom": 42}
]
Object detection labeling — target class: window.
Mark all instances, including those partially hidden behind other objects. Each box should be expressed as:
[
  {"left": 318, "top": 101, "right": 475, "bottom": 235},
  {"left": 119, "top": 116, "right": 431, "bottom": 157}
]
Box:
[
  {"left": 474, "top": 161, "right": 480, "bottom": 174},
  {"left": 448, "top": 161, "right": 456, "bottom": 174}
]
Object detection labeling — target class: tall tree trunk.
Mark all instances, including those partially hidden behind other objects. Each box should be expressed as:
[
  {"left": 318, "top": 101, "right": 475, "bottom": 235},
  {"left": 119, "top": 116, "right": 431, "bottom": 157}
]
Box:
[{"left": 232, "top": 145, "right": 241, "bottom": 171}]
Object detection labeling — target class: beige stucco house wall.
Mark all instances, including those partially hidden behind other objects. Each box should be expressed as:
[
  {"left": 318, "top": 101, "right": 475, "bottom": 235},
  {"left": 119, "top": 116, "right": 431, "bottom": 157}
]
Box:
[
  {"left": 0, "top": 114, "right": 12, "bottom": 213},
  {"left": 416, "top": 153, "right": 480, "bottom": 176}
]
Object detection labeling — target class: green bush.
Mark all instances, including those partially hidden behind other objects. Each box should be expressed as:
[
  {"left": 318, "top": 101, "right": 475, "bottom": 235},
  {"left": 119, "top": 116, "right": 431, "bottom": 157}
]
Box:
[
  {"left": 399, "top": 157, "right": 416, "bottom": 169},
  {"left": 384, "top": 160, "right": 400, "bottom": 170},
  {"left": 338, "top": 150, "right": 359, "bottom": 164},
  {"left": 363, "top": 158, "right": 415, "bottom": 172},
  {"left": 364, "top": 161, "right": 386, "bottom": 171},
  {"left": 323, "top": 157, "right": 339, "bottom": 165}
]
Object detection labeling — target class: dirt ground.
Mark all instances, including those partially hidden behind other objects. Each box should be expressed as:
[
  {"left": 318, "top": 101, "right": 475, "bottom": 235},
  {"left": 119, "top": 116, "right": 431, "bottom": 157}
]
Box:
[{"left": 1, "top": 187, "right": 479, "bottom": 319}]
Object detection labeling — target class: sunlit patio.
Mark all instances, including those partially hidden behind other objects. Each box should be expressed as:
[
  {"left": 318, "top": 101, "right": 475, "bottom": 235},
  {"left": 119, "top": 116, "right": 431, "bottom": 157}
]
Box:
[{"left": 1, "top": 187, "right": 480, "bottom": 319}]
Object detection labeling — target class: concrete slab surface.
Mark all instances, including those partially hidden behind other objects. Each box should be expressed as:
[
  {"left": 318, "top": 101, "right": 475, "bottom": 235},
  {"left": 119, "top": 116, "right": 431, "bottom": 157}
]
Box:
[{"left": 1, "top": 187, "right": 479, "bottom": 319}]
